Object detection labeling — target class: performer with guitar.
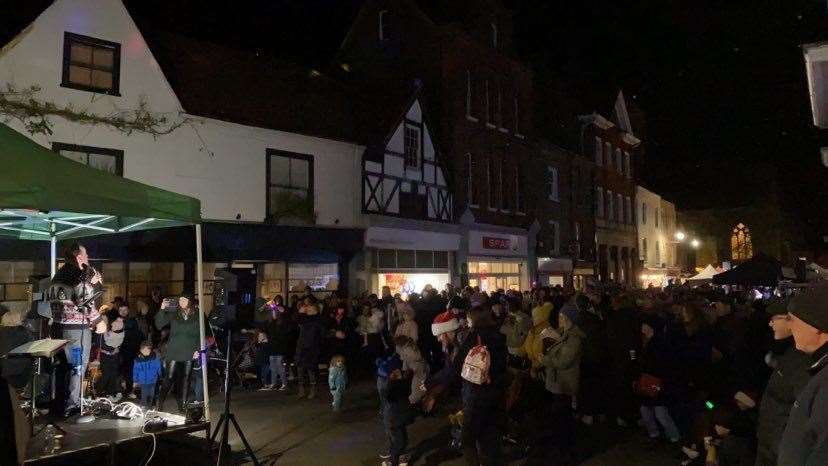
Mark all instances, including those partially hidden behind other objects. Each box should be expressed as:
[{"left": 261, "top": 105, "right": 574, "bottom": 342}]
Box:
[{"left": 49, "top": 243, "right": 107, "bottom": 417}]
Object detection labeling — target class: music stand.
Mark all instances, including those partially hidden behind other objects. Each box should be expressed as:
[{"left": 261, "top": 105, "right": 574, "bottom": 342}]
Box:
[{"left": 6, "top": 338, "right": 70, "bottom": 436}]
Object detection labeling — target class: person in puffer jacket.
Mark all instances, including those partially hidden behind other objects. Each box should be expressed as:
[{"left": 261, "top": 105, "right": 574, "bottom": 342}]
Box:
[
  {"left": 520, "top": 296, "right": 554, "bottom": 375},
  {"left": 133, "top": 341, "right": 162, "bottom": 407},
  {"left": 500, "top": 296, "right": 531, "bottom": 358},
  {"left": 538, "top": 303, "right": 584, "bottom": 463}
]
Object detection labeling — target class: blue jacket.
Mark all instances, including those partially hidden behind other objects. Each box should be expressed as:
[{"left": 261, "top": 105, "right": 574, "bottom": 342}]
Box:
[
  {"left": 329, "top": 365, "right": 347, "bottom": 391},
  {"left": 133, "top": 354, "right": 162, "bottom": 385}
]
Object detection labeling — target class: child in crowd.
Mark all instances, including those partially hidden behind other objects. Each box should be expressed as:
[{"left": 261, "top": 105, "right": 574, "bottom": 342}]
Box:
[
  {"left": 393, "top": 335, "right": 428, "bottom": 405},
  {"left": 377, "top": 353, "right": 412, "bottom": 466},
  {"left": 358, "top": 304, "right": 371, "bottom": 348},
  {"left": 133, "top": 341, "right": 162, "bottom": 408},
  {"left": 393, "top": 303, "right": 418, "bottom": 343},
  {"left": 328, "top": 354, "right": 347, "bottom": 412},
  {"left": 254, "top": 330, "right": 275, "bottom": 390},
  {"left": 98, "top": 316, "right": 125, "bottom": 401}
]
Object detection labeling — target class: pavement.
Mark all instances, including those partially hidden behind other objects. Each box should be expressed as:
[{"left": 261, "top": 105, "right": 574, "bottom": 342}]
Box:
[{"left": 213, "top": 379, "right": 683, "bottom": 466}]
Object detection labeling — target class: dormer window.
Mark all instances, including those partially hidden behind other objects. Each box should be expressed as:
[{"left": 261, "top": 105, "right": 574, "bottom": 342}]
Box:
[
  {"left": 61, "top": 32, "right": 120, "bottom": 95},
  {"left": 491, "top": 22, "right": 498, "bottom": 48},
  {"left": 379, "top": 10, "right": 391, "bottom": 42}
]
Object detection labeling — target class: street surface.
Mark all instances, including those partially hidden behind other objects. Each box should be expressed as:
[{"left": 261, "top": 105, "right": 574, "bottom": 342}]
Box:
[{"left": 217, "top": 379, "right": 680, "bottom": 466}]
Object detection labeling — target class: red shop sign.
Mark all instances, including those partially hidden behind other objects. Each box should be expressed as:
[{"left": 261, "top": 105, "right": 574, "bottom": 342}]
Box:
[{"left": 482, "top": 236, "right": 510, "bottom": 250}]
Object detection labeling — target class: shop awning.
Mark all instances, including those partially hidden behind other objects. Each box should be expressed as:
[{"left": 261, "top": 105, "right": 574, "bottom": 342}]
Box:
[{"left": 0, "top": 123, "right": 200, "bottom": 240}]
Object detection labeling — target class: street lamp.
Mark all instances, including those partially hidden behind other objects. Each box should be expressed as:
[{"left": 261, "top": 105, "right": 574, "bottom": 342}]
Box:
[
  {"left": 691, "top": 239, "right": 700, "bottom": 249},
  {"left": 675, "top": 231, "right": 686, "bottom": 242}
]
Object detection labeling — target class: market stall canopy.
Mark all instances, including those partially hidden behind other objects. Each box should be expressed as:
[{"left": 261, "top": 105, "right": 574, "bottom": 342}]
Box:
[
  {"left": 688, "top": 264, "right": 720, "bottom": 283},
  {"left": 712, "top": 254, "right": 783, "bottom": 287},
  {"left": 0, "top": 123, "right": 201, "bottom": 240}
]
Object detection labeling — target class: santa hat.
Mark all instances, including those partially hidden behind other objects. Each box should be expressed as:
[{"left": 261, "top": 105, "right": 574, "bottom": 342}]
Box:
[
  {"left": 734, "top": 390, "right": 757, "bottom": 409},
  {"left": 432, "top": 310, "right": 460, "bottom": 336}
]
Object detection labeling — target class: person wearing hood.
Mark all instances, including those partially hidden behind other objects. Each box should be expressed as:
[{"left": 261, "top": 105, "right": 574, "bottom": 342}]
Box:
[
  {"left": 538, "top": 302, "right": 584, "bottom": 464},
  {"left": 755, "top": 299, "right": 810, "bottom": 466},
  {"left": 520, "top": 295, "right": 554, "bottom": 376}
]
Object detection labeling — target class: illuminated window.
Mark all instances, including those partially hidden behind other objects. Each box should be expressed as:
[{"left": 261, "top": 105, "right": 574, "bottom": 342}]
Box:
[
  {"left": 404, "top": 124, "right": 420, "bottom": 167},
  {"left": 62, "top": 32, "right": 120, "bottom": 95},
  {"left": 731, "top": 223, "right": 754, "bottom": 260}
]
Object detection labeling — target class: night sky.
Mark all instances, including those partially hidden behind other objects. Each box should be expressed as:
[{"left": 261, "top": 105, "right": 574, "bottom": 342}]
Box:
[{"left": 120, "top": 0, "right": 828, "bottom": 250}]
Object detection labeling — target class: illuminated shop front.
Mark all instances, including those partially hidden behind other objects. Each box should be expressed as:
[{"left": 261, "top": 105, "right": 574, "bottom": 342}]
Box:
[
  {"left": 464, "top": 230, "right": 529, "bottom": 291},
  {"left": 365, "top": 226, "right": 460, "bottom": 295}
]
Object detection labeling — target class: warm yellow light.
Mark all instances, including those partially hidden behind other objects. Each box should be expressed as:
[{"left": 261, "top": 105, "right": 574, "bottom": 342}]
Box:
[
  {"left": 675, "top": 231, "right": 686, "bottom": 241},
  {"left": 691, "top": 239, "right": 700, "bottom": 248}
]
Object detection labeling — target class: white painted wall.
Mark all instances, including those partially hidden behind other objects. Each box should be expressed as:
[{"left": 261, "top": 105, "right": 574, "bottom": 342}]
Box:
[
  {"left": 636, "top": 185, "right": 665, "bottom": 267},
  {"left": 0, "top": 0, "right": 363, "bottom": 226}
]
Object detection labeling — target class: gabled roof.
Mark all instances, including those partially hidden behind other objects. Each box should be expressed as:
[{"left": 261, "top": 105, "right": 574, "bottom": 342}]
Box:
[{"left": 140, "top": 30, "right": 365, "bottom": 143}]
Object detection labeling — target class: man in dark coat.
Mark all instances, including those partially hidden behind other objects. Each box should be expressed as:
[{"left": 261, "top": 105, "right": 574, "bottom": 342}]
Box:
[
  {"left": 294, "top": 300, "right": 325, "bottom": 399},
  {"left": 778, "top": 282, "right": 828, "bottom": 466},
  {"left": 605, "top": 294, "right": 641, "bottom": 426},
  {"left": 755, "top": 299, "right": 810, "bottom": 466}
]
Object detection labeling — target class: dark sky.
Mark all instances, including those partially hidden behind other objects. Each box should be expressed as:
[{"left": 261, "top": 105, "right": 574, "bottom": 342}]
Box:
[{"left": 126, "top": 0, "right": 828, "bottom": 248}]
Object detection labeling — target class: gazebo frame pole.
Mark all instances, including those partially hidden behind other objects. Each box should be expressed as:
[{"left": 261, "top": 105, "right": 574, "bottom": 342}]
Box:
[
  {"left": 196, "top": 224, "right": 210, "bottom": 421},
  {"left": 50, "top": 234, "right": 57, "bottom": 278}
]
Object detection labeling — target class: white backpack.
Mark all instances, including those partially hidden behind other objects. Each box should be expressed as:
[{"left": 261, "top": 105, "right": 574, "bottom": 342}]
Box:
[{"left": 461, "top": 335, "right": 491, "bottom": 385}]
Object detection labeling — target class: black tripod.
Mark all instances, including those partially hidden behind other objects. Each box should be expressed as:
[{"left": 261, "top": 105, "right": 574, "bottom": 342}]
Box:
[{"left": 210, "top": 328, "right": 260, "bottom": 466}]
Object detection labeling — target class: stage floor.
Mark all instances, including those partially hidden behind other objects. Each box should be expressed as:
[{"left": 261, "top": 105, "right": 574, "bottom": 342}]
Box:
[{"left": 25, "top": 414, "right": 210, "bottom": 465}]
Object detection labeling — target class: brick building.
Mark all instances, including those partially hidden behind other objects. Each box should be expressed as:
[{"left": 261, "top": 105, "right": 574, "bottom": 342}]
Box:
[
  {"left": 337, "top": 0, "right": 567, "bottom": 290},
  {"left": 580, "top": 91, "right": 640, "bottom": 285}
]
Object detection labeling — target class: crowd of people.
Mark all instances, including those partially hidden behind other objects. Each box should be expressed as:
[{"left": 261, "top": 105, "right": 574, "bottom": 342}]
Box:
[
  {"left": 244, "top": 280, "right": 828, "bottom": 466},
  {"left": 2, "top": 244, "right": 826, "bottom": 466}
]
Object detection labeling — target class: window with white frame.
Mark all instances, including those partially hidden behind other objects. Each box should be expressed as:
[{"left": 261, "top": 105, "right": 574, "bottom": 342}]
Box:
[
  {"left": 404, "top": 124, "right": 420, "bottom": 167},
  {"left": 655, "top": 207, "right": 660, "bottom": 227},
  {"left": 642, "top": 238, "right": 648, "bottom": 260},
  {"left": 607, "top": 189, "right": 614, "bottom": 221},
  {"left": 549, "top": 220, "right": 560, "bottom": 254},
  {"left": 595, "top": 137, "right": 603, "bottom": 165},
  {"left": 546, "top": 165, "right": 559, "bottom": 202},
  {"left": 378, "top": 10, "right": 390, "bottom": 41},
  {"left": 641, "top": 202, "right": 647, "bottom": 225},
  {"left": 596, "top": 187, "right": 604, "bottom": 217},
  {"left": 616, "top": 193, "right": 623, "bottom": 223},
  {"left": 615, "top": 149, "right": 623, "bottom": 174}
]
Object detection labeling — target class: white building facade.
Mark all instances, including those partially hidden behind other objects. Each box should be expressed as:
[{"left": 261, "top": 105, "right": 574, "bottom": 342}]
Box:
[
  {"left": 636, "top": 185, "right": 679, "bottom": 288},
  {"left": 0, "top": 0, "right": 367, "bottom": 314}
]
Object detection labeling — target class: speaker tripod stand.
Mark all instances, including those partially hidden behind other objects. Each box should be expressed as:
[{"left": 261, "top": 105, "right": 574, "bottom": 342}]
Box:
[{"left": 210, "top": 328, "right": 260, "bottom": 466}]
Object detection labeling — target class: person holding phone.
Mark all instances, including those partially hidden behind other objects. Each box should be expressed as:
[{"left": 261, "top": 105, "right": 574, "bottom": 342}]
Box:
[{"left": 155, "top": 294, "right": 202, "bottom": 413}]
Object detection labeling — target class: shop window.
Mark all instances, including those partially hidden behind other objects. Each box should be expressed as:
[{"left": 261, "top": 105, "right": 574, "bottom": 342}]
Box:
[
  {"left": 377, "top": 249, "right": 397, "bottom": 268},
  {"left": 397, "top": 250, "right": 415, "bottom": 268},
  {"left": 288, "top": 263, "right": 338, "bottom": 292},
  {"left": 468, "top": 262, "right": 479, "bottom": 274},
  {"left": 258, "top": 263, "right": 286, "bottom": 300},
  {"left": 435, "top": 251, "right": 449, "bottom": 268},
  {"left": 416, "top": 250, "right": 434, "bottom": 268}
]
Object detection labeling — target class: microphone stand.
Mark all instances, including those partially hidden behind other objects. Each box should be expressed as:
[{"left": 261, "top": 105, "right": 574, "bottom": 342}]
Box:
[{"left": 74, "top": 278, "right": 100, "bottom": 424}]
